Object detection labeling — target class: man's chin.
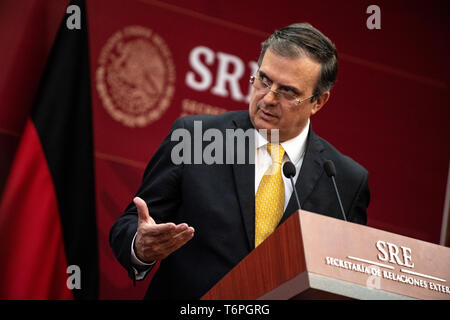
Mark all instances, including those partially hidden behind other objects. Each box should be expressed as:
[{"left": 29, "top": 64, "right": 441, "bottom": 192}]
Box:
[
  {"left": 253, "top": 116, "right": 278, "bottom": 132},
  {"left": 251, "top": 117, "right": 282, "bottom": 140}
]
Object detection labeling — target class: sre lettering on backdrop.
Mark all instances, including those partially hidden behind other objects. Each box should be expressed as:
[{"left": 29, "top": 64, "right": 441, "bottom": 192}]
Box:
[{"left": 185, "top": 45, "right": 258, "bottom": 103}]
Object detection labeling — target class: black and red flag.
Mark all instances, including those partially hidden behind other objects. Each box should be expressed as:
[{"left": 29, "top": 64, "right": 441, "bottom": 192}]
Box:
[{"left": 0, "top": 0, "right": 98, "bottom": 299}]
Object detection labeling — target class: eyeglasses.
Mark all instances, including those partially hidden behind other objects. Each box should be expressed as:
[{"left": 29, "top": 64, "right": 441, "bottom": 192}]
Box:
[{"left": 250, "top": 74, "right": 315, "bottom": 105}]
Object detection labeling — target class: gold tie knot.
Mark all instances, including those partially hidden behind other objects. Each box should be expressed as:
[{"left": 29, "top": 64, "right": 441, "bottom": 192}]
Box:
[{"left": 267, "top": 143, "right": 285, "bottom": 165}]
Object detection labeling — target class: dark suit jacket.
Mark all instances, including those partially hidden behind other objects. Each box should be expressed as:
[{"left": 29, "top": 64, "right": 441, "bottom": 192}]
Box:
[{"left": 109, "top": 110, "right": 370, "bottom": 299}]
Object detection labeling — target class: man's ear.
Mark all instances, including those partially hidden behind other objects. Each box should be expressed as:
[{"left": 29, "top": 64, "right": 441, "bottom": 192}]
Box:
[{"left": 311, "top": 91, "right": 330, "bottom": 115}]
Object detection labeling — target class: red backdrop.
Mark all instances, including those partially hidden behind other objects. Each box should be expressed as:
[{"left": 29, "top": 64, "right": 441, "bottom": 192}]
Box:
[{"left": 0, "top": 0, "right": 449, "bottom": 299}]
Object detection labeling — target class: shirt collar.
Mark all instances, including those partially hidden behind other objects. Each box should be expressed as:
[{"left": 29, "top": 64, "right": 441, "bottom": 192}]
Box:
[{"left": 254, "top": 119, "right": 310, "bottom": 166}]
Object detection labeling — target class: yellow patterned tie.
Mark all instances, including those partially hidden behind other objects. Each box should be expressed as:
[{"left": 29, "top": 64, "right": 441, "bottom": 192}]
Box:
[{"left": 255, "top": 143, "right": 285, "bottom": 247}]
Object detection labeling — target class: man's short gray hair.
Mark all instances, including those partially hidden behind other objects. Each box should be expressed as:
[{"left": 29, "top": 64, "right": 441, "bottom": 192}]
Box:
[{"left": 258, "top": 23, "right": 338, "bottom": 101}]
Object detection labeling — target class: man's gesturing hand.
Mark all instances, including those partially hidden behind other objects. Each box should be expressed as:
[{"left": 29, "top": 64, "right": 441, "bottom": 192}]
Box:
[{"left": 133, "top": 197, "right": 195, "bottom": 263}]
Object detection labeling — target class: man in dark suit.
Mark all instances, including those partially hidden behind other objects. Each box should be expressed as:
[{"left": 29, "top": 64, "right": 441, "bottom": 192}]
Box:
[{"left": 110, "top": 23, "right": 370, "bottom": 299}]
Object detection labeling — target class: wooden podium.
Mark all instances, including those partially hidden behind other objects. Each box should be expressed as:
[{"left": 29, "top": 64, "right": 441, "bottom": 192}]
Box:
[{"left": 202, "top": 211, "right": 450, "bottom": 300}]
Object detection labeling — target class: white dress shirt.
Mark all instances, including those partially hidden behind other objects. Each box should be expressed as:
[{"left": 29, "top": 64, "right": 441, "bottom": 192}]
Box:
[{"left": 254, "top": 119, "right": 309, "bottom": 211}]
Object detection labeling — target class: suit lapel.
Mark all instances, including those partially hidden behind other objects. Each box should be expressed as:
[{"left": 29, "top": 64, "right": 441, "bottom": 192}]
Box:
[
  {"left": 230, "top": 111, "right": 255, "bottom": 251},
  {"left": 281, "top": 127, "right": 325, "bottom": 224}
]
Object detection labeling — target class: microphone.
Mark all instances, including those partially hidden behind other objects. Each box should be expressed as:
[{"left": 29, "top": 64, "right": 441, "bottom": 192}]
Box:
[
  {"left": 282, "top": 161, "right": 302, "bottom": 211},
  {"left": 323, "top": 160, "right": 347, "bottom": 221}
]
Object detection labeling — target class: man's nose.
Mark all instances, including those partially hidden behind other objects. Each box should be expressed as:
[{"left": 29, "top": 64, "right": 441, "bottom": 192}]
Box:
[{"left": 262, "top": 88, "right": 279, "bottom": 105}]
